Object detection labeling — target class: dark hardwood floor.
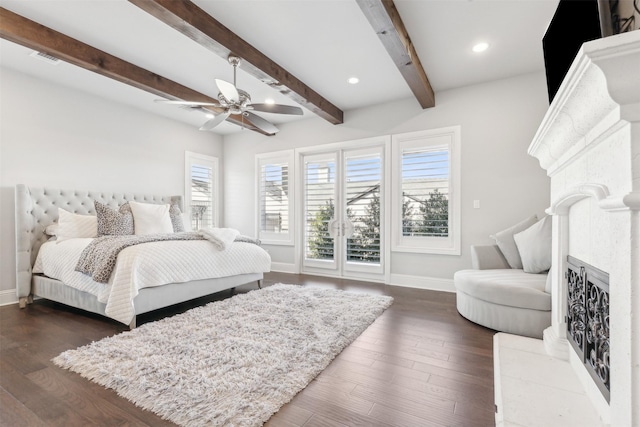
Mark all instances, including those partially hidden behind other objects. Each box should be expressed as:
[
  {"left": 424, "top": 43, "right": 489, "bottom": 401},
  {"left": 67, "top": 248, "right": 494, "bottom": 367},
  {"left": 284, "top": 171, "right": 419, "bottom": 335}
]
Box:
[{"left": 0, "top": 272, "right": 496, "bottom": 426}]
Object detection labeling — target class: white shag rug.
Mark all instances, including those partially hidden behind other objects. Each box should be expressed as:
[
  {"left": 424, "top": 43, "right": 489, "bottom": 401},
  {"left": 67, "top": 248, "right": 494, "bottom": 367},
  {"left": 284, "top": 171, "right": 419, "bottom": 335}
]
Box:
[{"left": 52, "top": 284, "right": 393, "bottom": 426}]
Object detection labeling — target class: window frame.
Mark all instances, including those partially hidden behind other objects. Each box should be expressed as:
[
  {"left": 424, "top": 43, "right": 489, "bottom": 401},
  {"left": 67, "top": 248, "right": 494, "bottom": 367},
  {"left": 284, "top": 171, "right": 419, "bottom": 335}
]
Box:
[
  {"left": 391, "top": 126, "right": 461, "bottom": 255},
  {"left": 185, "top": 151, "right": 219, "bottom": 230},
  {"left": 255, "top": 150, "right": 295, "bottom": 246}
]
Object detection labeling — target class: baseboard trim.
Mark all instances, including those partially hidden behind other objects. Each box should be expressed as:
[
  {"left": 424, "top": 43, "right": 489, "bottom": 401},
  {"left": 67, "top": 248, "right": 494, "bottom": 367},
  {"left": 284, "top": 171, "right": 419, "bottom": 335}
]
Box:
[
  {"left": 388, "top": 273, "right": 455, "bottom": 293},
  {"left": 0, "top": 273, "right": 452, "bottom": 305},
  {"left": 0, "top": 289, "right": 18, "bottom": 306},
  {"left": 269, "top": 262, "right": 298, "bottom": 274}
]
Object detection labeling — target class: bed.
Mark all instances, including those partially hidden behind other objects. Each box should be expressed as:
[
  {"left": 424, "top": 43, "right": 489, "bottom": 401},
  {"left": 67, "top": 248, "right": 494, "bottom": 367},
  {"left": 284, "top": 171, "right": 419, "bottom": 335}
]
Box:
[{"left": 15, "top": 184, "right": 271, "bottom": 328}]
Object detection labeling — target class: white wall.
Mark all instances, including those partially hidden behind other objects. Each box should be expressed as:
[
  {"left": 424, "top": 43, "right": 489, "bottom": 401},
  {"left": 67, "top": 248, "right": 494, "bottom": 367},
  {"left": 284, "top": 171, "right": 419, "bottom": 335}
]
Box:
[
  {"left": 223, "top": 72, "right": 551, "bottom": 287},
  {"left": 0, "top": 68, "right": 224, "bottom": 299}
]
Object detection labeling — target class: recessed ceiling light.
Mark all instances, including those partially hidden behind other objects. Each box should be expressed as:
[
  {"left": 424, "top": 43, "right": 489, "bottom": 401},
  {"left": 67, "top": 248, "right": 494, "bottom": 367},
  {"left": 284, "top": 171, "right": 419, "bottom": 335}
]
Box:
[
  {"left": 205, "top": 113, "right": 214, "bottom": 119},
  {"left": 472, "top": 42, "right": 489, "bottom": 53},
  {"left": 264, "top": 98, "right": 275, "bottom": 105},
  {"left": 348, "top": 77, "right": 360, "bottom": 85}
]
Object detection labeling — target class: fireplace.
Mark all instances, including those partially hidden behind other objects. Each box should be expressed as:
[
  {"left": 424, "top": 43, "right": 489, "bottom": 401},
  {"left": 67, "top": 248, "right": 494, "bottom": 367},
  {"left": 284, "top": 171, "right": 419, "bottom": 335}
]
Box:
[
  {"left": 528, "top": 30, "right": 640, "bottom": 426},
  {"left": 566, "top": 256, "right": 610, "bottom": 402}
]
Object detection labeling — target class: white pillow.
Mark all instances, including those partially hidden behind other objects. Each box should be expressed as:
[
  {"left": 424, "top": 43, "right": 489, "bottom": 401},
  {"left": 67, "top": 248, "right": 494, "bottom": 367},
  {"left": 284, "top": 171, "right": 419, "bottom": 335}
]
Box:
[
  {"left": 129, "top": 201, "right": 174, "bottom": 235},
  {"left": 490, "top": 215, "right": 538, "bottom": 269},
  {"left": 56, "top": 208, "right": 97, "bottom": 242},
  {"left": 514, "top": 215, "right": 552, "bottom": 274}
]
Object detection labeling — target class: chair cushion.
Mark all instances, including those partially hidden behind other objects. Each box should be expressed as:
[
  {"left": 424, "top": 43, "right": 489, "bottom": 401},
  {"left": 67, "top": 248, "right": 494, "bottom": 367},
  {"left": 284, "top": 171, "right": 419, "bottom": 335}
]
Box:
[{"left": 454, "top": 269, "right": 550, "bottom": 311}]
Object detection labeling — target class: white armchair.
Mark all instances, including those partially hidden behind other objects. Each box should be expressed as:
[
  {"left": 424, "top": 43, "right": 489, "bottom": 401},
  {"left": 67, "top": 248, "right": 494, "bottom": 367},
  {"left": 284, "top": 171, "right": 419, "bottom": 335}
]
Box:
[{"left": 454, "top": 244, "right": 551, "bottom": 339}]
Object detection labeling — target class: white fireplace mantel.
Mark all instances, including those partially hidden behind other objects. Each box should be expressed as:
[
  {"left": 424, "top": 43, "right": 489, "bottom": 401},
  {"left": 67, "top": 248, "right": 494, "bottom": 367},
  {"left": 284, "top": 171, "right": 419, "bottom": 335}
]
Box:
[{"left": 527, "top": 30, "right": 640, "bottom": 427}]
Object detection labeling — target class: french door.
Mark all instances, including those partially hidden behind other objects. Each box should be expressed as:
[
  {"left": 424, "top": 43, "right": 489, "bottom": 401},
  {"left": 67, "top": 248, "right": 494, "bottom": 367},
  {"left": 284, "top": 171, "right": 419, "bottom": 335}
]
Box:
[{"left": 301, "top": 145, "right": 386, "bottom": 280}]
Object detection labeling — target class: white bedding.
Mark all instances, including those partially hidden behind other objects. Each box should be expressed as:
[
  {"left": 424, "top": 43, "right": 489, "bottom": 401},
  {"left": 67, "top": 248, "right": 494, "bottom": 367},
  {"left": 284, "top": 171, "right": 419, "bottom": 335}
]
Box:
[{"left": 33, "top": 238, "right": 271, "bottom": 324}]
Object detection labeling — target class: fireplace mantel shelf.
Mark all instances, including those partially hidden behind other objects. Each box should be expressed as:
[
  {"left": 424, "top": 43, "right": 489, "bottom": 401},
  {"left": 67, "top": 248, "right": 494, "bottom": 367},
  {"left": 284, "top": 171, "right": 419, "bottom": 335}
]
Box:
[{"left": 529, "top": 31, "right": 640, "bottom": 175}]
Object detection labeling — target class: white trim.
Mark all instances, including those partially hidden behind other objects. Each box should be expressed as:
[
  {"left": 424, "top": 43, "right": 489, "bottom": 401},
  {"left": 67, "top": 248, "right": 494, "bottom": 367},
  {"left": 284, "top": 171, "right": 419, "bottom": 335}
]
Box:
[
  {"left": 388, "top": 273, "right": 455, "bottom": 293},
  {"left": 295, "top": 135, "right": 390, "bottom": 157},
  {"left": 269, "top": 262, "right": 298, "bottom": 274},
  {"left": 0, "top": 289, "right": 18, "bottom": 306}
]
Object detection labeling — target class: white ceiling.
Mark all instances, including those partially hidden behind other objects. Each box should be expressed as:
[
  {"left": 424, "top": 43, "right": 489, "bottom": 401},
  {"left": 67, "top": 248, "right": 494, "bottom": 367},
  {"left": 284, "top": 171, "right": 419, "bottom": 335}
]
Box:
[{"left": 0, "top": 0, "right": 559, "bottom": 135}]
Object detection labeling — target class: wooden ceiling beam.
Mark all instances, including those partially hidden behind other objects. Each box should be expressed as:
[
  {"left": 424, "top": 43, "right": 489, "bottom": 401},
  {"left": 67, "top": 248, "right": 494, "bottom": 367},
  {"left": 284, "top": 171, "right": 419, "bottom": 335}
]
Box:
[
  {"left": 356, "top": 0, "right": 435, "bottom": 109},
  {"left": 128, "top": 0, "right": 344, "bottom": 125},
  {"left": 0, "top": 7, "right": 269, "bottom": 135}
]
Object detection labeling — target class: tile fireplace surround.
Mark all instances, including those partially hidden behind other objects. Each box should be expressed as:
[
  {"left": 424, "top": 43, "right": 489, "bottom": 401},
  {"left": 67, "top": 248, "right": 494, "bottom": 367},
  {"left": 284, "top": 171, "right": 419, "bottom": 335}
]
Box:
[{"left": 495, "top": 30, "right": 640, "bottom": 426}]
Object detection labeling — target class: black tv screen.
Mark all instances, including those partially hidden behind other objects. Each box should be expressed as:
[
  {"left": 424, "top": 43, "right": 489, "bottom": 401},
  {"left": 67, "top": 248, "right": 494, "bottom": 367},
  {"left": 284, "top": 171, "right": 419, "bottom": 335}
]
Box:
[{"left": 543, "top": 0, "right": 604, "bottom": 103}]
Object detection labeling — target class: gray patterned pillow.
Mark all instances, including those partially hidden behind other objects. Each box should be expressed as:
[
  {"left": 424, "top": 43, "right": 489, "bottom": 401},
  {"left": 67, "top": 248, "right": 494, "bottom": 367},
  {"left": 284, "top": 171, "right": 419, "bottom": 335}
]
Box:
[
  {"left": 95, "top": 201, "right": 134, "bottom": 236},
  {"left": 170, "top": 203, "right": 185, "bottom": 232}
]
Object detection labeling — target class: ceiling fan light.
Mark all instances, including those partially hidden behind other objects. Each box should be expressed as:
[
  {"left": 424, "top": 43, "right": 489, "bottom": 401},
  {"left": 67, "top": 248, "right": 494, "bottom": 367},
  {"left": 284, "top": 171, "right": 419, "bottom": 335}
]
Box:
[{"left": 205, "top": 113, "right": 215, "bottom": 119}]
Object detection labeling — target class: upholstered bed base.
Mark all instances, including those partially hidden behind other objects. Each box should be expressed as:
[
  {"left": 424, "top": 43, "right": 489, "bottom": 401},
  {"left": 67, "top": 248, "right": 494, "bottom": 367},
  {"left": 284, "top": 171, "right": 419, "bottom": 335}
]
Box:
[
  {"left": 15, "top": 184, "right": 263, "bottom": 327},
  {"left": 31, "top": 273, "right": 263, "bottom": 328}
]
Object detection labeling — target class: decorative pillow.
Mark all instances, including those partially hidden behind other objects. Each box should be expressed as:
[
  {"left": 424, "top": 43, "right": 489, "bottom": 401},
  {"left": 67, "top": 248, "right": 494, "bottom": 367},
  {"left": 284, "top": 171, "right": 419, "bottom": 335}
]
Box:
[
  {"left": 95, "top": 201, "right": 134, "bottom": 236},
  {"left": 514, "top": 215, "right": 552, "bottom": 274},
  {"left": 490, "top": 214, "right": 538, "bottom": 269},
  {"left": 169, "top": 203, "right": 185, "bottom": 232},
  {"left": 129, "top": 201, "right": 174, "bottom": 235},
  {"left": 56, "top": 208, "right": 98, "bottom": 242}
]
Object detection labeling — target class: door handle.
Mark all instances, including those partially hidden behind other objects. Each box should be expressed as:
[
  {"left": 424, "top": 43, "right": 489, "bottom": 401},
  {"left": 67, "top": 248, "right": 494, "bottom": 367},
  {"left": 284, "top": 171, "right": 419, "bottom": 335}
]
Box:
[
  {"left": 328, "top": 218, "right": 340, "bottom": 238},
  {"left": 343, "top": 219, "right": 355, "bottom": 238}
]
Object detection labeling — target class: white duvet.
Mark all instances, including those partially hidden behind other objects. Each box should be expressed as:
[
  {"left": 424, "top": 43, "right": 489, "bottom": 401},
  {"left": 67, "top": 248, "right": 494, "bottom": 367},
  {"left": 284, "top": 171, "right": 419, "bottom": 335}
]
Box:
[{"left": 33, "top": 238, "right": 271, "bottom": 325}]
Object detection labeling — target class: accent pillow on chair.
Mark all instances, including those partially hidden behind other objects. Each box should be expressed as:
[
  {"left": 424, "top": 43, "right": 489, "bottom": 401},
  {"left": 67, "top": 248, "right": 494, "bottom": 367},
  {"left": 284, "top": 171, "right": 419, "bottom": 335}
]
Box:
[
  {"left": 490, "top": 215, "right": 538, "bottom": 269},
  {"left": 514, "top": 215, "right": 552, "bottom": 274}
]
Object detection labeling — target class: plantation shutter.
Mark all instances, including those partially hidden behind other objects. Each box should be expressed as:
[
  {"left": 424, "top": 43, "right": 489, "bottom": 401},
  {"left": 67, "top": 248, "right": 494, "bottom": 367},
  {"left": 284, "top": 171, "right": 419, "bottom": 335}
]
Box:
[
  {"left": 256, "top": 151, "right": 295, "bottom": 245},
  {"left": 304, "top": 156, "right": 337, "bottom": 262},
  {"left": 345, "top": 154, "right": 382, "bottom": 264},
  {"left": 186, "top": 152, "right": 218, "bottom": 231},
  {"left": 401, "top": 145, "right": 449, "bottom": 237}
]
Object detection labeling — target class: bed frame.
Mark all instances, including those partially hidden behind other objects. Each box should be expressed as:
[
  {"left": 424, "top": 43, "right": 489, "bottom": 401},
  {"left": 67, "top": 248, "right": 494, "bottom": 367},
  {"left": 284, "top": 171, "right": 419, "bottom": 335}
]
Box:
[{"left": 15, "top": 184, "right": 263, "bottom": 328}]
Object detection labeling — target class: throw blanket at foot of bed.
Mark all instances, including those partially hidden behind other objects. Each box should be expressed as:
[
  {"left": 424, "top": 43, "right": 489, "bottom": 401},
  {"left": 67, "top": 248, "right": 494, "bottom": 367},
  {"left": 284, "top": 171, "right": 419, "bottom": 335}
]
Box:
[
  {"left": 76, "top": 232, "right": 205, "bottom": 283},
  {"left": 76, "top": 231, "right": 261, "bottom": 284}
]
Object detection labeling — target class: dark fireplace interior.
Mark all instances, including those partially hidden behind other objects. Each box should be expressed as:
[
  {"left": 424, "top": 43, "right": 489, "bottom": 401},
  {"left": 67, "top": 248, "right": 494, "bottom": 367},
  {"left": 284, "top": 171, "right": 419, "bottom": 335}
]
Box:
[{"left": 566, "top": 255, "right": 610, "bottom": 402}]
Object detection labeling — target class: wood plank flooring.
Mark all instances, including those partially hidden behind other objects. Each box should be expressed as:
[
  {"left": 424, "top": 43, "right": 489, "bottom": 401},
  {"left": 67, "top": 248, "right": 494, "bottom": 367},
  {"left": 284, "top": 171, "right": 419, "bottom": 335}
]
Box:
[{"left": 0, "top": 272, "right": 497, "bottom": 426}]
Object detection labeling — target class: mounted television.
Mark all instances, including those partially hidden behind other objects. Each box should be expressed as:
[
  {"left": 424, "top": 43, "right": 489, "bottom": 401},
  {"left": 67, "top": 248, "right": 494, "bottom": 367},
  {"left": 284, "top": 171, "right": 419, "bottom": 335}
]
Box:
[{"left": 542, "top": 0, "right": 606, "bottom": 103}]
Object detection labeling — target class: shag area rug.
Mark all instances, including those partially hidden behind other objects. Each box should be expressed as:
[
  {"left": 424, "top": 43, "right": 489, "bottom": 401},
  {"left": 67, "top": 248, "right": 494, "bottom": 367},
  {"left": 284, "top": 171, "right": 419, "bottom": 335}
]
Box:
[{"left": 52, "top": 284, "right": 393, "bottom": 426}]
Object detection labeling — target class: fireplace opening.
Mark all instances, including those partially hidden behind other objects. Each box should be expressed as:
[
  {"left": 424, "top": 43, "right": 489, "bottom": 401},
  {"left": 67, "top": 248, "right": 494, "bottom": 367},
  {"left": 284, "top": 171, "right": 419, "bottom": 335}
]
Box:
[{"left": 566, "top": 256, "right": 610, "bottom": 402}]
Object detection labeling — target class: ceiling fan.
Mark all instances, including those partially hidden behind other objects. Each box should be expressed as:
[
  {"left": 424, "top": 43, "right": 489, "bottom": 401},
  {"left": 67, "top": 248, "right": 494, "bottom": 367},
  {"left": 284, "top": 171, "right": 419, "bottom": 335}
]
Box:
[{"left": 155, "top": 55, "right": 303, "bottom": 134}]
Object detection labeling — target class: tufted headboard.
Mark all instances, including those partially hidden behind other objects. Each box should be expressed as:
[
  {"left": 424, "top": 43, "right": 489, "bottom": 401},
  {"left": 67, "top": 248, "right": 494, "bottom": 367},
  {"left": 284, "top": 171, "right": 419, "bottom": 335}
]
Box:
[{"left": 15, "top": 184, "right": 183, "bottom": 298}]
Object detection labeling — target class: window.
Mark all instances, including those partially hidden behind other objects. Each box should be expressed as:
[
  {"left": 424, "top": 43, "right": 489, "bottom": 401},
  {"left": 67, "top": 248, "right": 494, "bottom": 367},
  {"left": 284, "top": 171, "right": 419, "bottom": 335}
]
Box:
[
  {"left": 391, "top": 126, "right": 461, "bottom": 255},
  {"left": 345, "top": 152, "right": 382, "bottom": 265},
  {"left": 185, "top": 151, "right": 218, "bottom": 230},
  {"left": 256, "top": 150, "right": 295, "bottom": 245}
]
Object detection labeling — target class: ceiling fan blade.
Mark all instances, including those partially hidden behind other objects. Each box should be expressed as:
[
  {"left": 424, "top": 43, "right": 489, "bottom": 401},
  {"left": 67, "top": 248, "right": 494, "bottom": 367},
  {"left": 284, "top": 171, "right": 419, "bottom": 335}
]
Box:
[
  {"left": 249, "top": 104, "right": 303, "bottom": 115},
  {"left": 244, "top": 111, "right": 279, "bottom": 135},
  {"left": 199, "top": 111, "right": 230, "bottom": 131},
  {"left": 155, "top": 99, "right": 221, "bottom": 107},
  {"left": 215, "top": 79, "right": 239, "bottom": 103}
]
